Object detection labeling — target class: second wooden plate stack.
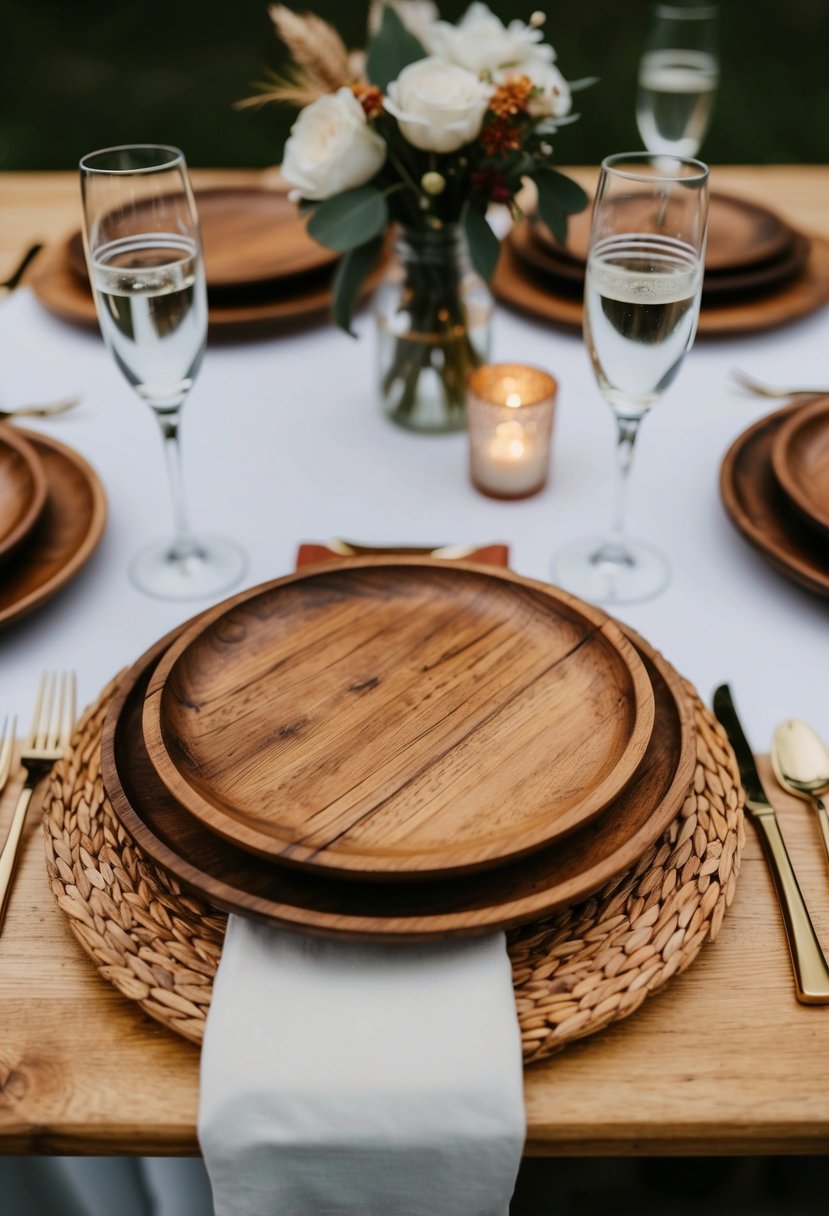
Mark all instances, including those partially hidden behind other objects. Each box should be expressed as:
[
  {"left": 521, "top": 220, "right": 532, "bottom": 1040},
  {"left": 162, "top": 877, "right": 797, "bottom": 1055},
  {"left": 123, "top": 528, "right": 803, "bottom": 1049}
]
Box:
[{"left": 720, "top": 394, "right": 829, "bottom": 598}]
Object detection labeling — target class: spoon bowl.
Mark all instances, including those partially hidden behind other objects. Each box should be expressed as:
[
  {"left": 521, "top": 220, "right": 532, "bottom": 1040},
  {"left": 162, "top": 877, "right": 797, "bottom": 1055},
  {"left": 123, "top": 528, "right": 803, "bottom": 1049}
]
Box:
[{"left": 771, "top": 717, "right": 829, "bottom": 869}]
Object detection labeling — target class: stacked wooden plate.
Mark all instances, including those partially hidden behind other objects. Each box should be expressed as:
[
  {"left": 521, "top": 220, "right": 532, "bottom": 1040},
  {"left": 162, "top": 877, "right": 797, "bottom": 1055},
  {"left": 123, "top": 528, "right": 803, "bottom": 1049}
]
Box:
[
  {"left": 29, "top": 186, "right": 386, "bottom": 342},
  {"left": 494, "top": 192, "right": 829, "bottom": 337},
  {"left": 101, "top": 556, "right": 697, "bottom": 941},
  {"left": 721, "top": 395, "right": 829, "bottom": 599},
  {"left": 0, "top": 424, "right": 106, "bottom": 628}
]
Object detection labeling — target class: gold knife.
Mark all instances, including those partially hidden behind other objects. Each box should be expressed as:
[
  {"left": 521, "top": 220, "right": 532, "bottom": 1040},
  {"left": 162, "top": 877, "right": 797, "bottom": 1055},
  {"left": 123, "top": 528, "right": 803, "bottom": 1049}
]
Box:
[{"left": 713, "top": 684, "right": 829, "bottom": 1004}]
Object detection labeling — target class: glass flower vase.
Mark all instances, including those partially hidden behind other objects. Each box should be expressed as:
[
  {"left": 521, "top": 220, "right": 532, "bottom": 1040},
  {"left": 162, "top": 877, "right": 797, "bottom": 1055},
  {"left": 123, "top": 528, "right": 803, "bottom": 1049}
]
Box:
[{"left": 374, "top": 225, "right": 493, "bottom": 433}]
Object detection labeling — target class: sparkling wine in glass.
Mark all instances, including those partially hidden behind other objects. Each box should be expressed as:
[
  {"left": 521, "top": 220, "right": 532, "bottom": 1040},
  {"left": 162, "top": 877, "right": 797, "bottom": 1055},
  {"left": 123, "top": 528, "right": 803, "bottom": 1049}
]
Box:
[
  {"left": 636, "top": 3, "right": 719, "bottom": 158},
  {"left": 554, "top": 153, "right": 709, "bottom": 604},
  {"left": 80, "top": 144, "right": 246, "bottom": 600}
]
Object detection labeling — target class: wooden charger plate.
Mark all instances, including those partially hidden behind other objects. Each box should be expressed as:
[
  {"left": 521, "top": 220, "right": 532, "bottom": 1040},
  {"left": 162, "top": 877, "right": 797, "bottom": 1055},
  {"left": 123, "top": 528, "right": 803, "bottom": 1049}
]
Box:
[
  {"left": 29, "top": 240, "right": 386, "bottom": 342},
  {"left": 720, "top": 400, "right": 829, "bottom": 599},
  {"left": 143, "top": 560, "right": 655, "bottom": 879},
  {"left": 534, "top": 191, "right": 796, "bottom": 274},
  {"left": 0, "top": 423, "right": 47, "bottom": 565},
  {"left": 0, "top": 428, "right": 107, "bottom": 628},
  {"left": 770, "top": 396, "right": 829, "bottom": 538},
  {"left": 65, "top": 186, "right": 338, "bottom": 292},
  {"left": 511, "top": 219, "right": 811, "bottom": 301},
  {"left": 494, "top": 235, "right": 829, "bottom": 338},
  {"left": 102, "top": 618, "right": 694, "bottom": 940}
]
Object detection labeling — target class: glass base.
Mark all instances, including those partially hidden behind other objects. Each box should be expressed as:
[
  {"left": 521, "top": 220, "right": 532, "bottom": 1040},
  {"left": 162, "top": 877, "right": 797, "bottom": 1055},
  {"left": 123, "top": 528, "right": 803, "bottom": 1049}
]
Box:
[
  {"left": 129, "top": 535, "right": 247, "bottom": 602},
  {"left": 553, "top": 535, "right": 671, "bottom": 606}
]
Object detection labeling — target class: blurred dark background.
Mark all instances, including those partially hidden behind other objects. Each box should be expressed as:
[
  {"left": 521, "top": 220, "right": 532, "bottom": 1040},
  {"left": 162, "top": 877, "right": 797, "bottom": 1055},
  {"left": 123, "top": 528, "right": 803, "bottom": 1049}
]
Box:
[{"left": 1, "top": 0, "right": 827, "bottom": 171}]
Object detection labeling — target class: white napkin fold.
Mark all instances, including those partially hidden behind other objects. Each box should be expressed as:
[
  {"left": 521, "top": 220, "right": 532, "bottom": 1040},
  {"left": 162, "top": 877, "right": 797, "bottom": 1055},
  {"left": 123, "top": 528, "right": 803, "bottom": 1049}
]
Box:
[{"left": 199, "top": 916, "right": 525, "bottom": 1216}]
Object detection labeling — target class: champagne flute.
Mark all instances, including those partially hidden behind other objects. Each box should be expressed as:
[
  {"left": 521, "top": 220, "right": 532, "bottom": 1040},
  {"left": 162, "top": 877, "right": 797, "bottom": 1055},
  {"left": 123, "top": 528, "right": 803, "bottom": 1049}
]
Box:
[
  {"left": 80, "top": 144, "right": 246, "bottom": 600},
  {"left": 553, "top": 152, "right": 709, "bottom": 604},
  {"left": 636, "top": 3, "right": 719, "bottom": 158}
]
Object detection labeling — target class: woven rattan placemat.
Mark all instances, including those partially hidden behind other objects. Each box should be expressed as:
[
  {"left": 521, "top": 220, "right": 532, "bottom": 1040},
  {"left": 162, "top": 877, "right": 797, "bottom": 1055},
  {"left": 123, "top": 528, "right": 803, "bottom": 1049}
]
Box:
[{"left": 43, "top": 668, "right": 744, "bottom": 1065}]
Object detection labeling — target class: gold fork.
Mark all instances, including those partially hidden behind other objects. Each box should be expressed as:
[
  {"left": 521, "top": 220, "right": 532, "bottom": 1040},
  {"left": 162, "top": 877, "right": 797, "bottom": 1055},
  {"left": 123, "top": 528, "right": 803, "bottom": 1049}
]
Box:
[
  {"left": 0, "top": 395, "right": 81, "bottom": 421},
  {"left": 730, "top": 368, "right": 829, "bottom": 399},
  {"left": 0, "top": 672, "right": 76, "bottom": 932},
  {"left": 0, "top": 715, "right": 17, "bottom": 794}
]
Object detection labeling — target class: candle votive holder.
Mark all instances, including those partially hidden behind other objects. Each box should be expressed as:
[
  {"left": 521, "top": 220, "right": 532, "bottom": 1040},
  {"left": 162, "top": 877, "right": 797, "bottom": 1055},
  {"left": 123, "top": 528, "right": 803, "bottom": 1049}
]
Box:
[{"left": 467, "top": 363, "right": 557, "bottom": 500}]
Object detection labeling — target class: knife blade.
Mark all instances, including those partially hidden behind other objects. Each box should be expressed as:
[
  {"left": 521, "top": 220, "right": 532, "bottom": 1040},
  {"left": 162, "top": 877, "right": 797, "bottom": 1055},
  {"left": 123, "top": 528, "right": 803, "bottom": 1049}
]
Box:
[{"left": 713, "top": 684, "right": 829, "bottom": 1004}]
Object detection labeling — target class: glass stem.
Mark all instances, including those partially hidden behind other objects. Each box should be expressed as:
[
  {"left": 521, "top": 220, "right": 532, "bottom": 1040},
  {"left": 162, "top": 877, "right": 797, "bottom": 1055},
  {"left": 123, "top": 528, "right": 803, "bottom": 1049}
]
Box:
[
  {"left": 611, "top": 414, "right": 643, "bottom": 540},
  {"left": 154, "top": 408, "right": 196, "bottom": 560}
]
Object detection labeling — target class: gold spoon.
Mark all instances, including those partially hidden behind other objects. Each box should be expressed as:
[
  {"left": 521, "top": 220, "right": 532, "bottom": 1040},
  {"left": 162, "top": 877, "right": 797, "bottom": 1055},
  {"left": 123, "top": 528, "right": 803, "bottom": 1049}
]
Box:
[{"left": 771, "top": 718, "right": 829, "bottom": 870}]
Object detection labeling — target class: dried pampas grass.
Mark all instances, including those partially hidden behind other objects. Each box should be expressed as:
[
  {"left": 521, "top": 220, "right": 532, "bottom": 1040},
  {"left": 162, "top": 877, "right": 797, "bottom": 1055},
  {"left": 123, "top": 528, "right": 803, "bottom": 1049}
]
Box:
[{"left": 237, "top": 5, "right": 355, "bottom": 110}]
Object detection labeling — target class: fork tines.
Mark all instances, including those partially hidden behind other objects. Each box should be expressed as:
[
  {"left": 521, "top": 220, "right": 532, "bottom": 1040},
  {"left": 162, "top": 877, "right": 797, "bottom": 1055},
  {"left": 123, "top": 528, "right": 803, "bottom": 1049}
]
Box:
[{"left": 27, "top": 672, "right": 76, "bottom": 752}]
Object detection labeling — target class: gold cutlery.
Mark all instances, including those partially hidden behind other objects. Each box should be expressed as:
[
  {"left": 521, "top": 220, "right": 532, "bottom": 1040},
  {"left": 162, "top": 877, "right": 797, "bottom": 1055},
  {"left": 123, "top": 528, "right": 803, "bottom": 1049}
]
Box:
[
  {"left": 0, "top": 242, "right": 43, "bottom": 295},
  {"left": 730, "top": 368, "right": 829, "bottom": 399},
  {"left": 0, "top": 716, "right": 16, "bottom": 793},
  {"left": 713, "top": 685, "right": 829, "bottom": 1004},
  {"left": 772, "top": 718, "right": 829, "bottom": 873},
  {"left": 0, "top": 672, "right": 76, "bottom": 933},
  {"left": 0, "top": 395, "right": 81, "bottom": 421}
]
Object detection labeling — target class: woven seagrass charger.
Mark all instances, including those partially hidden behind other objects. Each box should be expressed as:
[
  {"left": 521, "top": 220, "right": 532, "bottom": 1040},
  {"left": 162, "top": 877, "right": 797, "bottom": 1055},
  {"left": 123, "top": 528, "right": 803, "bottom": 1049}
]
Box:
[{"left": 43, "top": 661, "right": 745, "bottom": 1066}]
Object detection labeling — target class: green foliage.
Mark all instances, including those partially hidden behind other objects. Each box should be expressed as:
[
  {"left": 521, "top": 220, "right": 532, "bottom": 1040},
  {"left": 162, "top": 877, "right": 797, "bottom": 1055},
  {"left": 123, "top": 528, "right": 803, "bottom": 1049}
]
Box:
[
  {"left": 463, "top": 204, "right": 500, "bottom": 281},
  {"left": 306, "top": 186, "right": 389, "bottom": 252},
  {"left": 366, "top": 5, "right": 427, "bottom": 92},
  {"left": 532, "top": 169, "right": 588, "bottom": 244},
  {"left": 331, "top": 235, "right": 385, "bottom": 336}
]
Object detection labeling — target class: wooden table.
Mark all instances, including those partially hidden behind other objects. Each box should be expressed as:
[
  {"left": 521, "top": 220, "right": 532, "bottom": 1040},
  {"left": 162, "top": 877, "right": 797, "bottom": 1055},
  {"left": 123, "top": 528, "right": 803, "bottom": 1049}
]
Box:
[{"left": 2, "top": 167, "right": 829, "bottom": 1157}]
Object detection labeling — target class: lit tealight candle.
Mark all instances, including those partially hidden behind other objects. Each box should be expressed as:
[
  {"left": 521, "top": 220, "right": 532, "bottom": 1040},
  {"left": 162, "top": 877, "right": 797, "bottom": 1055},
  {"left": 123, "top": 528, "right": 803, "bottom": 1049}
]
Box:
[{"left": 467, "top": 364, "right": 557, "bottom": 499}]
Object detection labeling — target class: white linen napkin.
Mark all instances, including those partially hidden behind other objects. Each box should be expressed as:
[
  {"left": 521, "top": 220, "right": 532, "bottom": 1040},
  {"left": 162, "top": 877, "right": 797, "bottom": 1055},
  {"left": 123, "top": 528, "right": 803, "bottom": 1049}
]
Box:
[{"left": 199, "top": 916, "right": 525, "bottom": 1216}]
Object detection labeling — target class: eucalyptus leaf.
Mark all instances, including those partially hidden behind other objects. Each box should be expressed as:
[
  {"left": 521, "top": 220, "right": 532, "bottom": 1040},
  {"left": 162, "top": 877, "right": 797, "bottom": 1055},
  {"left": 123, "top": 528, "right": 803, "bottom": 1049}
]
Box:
[
  {"left": 463, "top": 205, "right": 500, "bottom": 283},
  {"left": 532, "top": 169, "right": 589, "bottom": 244},
  {"left": 332, "top": 235, "right": 384, "bottom": 336},
  {"left": 307, "top": 186, "right": 388, "bottom": 253},
  {"left": 366, "top": 5, "right": 426, "bottom": 91}
]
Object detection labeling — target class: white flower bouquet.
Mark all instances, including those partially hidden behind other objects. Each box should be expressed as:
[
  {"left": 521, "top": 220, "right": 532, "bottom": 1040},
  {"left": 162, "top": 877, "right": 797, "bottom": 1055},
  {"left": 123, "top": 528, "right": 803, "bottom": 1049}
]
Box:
[{"left": 248, "top": 2, "right": 591, "bottom": 424}]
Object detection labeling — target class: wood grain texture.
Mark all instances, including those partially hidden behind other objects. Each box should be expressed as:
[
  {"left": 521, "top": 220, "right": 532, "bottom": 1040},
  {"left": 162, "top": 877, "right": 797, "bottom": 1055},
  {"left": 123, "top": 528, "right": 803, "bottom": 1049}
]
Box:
[
  {"left": 142, "top": 560, "right": 655, "bottom": 879},
  {"left": 65, "top": 186, "right": 337, "bottom": 291},
  {"left": 2, "top": 753, "right": 829, "bottom": 1155},
  {"left": 533, "top": 191, "right": 797, "bottom": 274},
  {"left": 0, "top": 429, "right": 107, "bottom": 628},
  {"left": 770, "top": 396, "right": 829, "bottom": 538},
  {"left": 494, "top": 232, "right": 829, "bottom": 338},
  {"left": 103, "top": 621, "right": 691, "bottom": 938},
  {"left": 27, "top": 237, "right": 387, "bottom": 343},
  {"left": 512, "top": 219, "right": 812, "bottom": 301},
  {"left": 0, "top": 424, "right": 47, "bottom": 565},
  {"left": 720, "top": 400, "right": 829, "bottom": 599}
]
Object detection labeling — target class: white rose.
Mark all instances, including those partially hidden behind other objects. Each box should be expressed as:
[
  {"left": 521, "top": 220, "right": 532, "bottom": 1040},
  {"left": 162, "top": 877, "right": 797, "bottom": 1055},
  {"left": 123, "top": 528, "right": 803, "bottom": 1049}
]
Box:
[
  {"left": 282, "top": 88, "right": 386, "bottom": 202},
  {"left": 385, "top": 57, "right": 492, "bottom": 154},
  {"left": 428, "top": 2, "right": 553, "bottom": 76},
  {"left": 517, "top": 57, "right": 572, "bottom": 120}
]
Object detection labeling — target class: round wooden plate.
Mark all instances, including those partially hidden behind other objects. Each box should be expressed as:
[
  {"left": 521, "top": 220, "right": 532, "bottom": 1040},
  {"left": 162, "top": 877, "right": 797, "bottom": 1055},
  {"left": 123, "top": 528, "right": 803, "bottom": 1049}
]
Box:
[
  {"left": 143, "top": 560, "right": 655, "bottom": 879},
  {"left": 533, "top": 191, "right": 796, "bottom": 274},
  {"left": 28, "top": 240, "right": 387, "bottom": 343},
  {"left": 720, "top": 400, "right": 829, "bottom": 599},
  {"left": 0, "top": 428, "right": 107, "bottom": 628},
  {"left": 65, "top": 186, "right": 338, "bottom": 291},
  {"left": 102, "top": 619, "right": 694, "bottom": 940},
  {"left": 494, "top": 235, "right": 829, "bottom": 338},
  {"left": 0, "top": 423, "right": 47, "bottom": 565},
  {"left": 511, "top": 220, "right": 811, "bottom": 300},
  {"left": 769, "top": 396, "right": 829, "bottom": 539}
]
